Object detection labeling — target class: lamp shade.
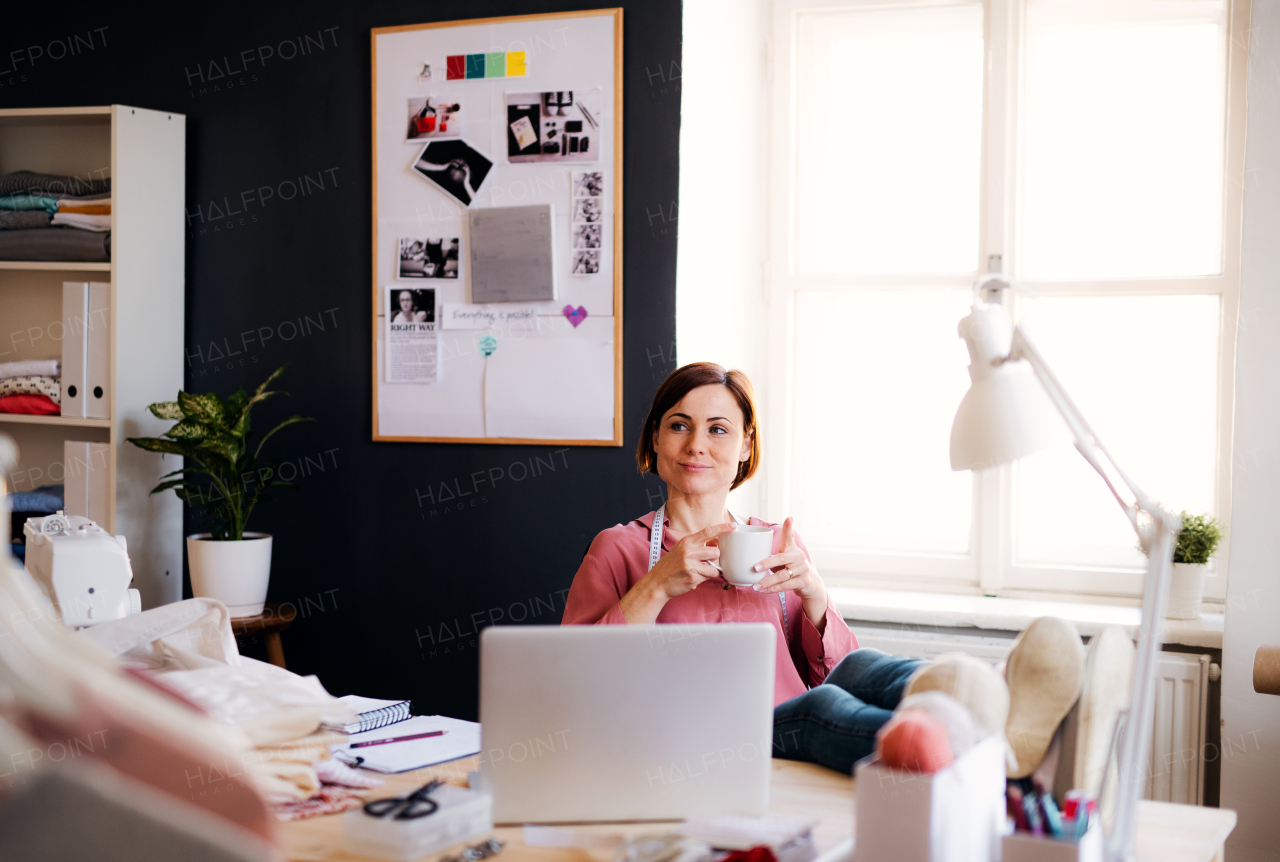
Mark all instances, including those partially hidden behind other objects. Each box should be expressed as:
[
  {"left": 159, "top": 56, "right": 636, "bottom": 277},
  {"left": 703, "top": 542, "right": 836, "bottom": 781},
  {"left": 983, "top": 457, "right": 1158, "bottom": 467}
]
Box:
[{"left": 949, "top": 303, "right": 1067, "bottom": 471}]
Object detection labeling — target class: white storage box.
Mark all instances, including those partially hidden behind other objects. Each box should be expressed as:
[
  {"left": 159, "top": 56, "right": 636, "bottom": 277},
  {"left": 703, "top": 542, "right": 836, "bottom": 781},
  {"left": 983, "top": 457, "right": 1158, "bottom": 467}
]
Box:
[
  {"left": 853, "top": 734, "right": 1006, "bottom": 862},
  {"left": 342, "top": 784, "right": 493, "bottom": 861},
  {"left": 1002, "top": 823, "right": 1102, "bottom": 862}
]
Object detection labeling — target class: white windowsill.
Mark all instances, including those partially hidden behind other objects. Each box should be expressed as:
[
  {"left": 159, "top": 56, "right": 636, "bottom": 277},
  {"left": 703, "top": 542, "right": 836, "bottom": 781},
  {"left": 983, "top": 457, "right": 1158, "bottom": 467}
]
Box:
[{"left": 830, "top": 586, "right": 1223, "bottom": 650}]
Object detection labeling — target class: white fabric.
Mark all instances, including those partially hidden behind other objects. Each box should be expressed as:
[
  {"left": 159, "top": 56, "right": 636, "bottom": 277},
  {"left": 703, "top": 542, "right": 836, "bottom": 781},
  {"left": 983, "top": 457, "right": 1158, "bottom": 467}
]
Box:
[
  {"left": 160, "top": 657, "right": 351, "bottom": 730},
  {"left": 74, "top": 595, "right": 357, "bottom": 801},
  {"left": 78, "top": 597, "right": 241, "bottom": 671},
  {"left": 0, "top": 359, "right": 59, "bottom": 379},
  {"left": 50, "top": 212, "right": 111, "bottom": 231},
  {"left": 315, "top": 758, "right": 384, "bottom": 789},
  {"left": 0, "top": 557, "right": 253, "bottom": 763}
]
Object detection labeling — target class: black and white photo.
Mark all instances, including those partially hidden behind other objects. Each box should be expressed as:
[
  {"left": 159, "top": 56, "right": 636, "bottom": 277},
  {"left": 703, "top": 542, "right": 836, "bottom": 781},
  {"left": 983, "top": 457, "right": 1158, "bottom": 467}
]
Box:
[
  {"left": 572, "top": 223, "right": 602, "bottom": 248},
  {"left": 572, "top": 197, "right": 603, "bottom": 224},
  {"left": 399, "top": 237, "right": 460, "bottom": 279},
  {"left": 390, "top": 288, "right": 435, "bottom": 323},
  {"left": 412, "top": 139, "right": 494, "bottom": 207},
  {"left": 571, "top": 249, "right": 601, "bottom": 275},
  {"left": 573, "top": 171, "right": 604, "bottom": 198}
]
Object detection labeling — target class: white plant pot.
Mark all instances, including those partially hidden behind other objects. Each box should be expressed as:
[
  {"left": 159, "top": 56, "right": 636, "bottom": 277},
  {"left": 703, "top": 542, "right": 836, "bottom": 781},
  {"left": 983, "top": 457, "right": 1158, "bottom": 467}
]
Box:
[
  {"left": 1166, "top": 562, "right": 1207, "bottom": 620},
  {"left": 186, "top": 533, "right": 273, "bottom": 618}
]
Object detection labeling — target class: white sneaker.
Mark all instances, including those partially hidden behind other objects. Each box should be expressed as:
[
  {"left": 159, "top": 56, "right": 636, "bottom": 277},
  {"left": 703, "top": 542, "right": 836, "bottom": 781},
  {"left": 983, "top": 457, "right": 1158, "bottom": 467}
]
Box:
[
  {"left": 1005, "top": 617, "right": 1085, "bottom": 778},
  {"left": 1074, "top": 625, "right": 1135, "bottom": 804}
]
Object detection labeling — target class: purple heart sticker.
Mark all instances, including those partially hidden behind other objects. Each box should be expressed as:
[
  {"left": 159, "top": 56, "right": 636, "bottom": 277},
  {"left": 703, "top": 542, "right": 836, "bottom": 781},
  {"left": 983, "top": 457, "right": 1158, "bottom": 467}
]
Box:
[{"left": 562, "top": 305, "right": 588, "bottom": 328}]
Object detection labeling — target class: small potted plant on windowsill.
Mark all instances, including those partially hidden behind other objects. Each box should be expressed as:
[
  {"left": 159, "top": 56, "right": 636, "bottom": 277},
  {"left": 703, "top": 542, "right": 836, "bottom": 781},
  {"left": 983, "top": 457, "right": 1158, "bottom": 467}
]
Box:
[
  {"left": 1161, "top": 511, "right": 1224, "bottom": 620},
  {"left": 127, "top": 366, "right": 311, "bottom": 617}
]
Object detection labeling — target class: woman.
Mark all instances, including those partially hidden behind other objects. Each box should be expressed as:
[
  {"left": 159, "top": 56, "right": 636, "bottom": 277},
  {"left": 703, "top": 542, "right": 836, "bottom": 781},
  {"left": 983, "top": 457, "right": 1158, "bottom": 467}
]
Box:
[
  {"left": 392, "top": 290, "right": 427, "bottom": 324},
  {"left": 562, "top": 362, "right": 925, "bottom": 773}
]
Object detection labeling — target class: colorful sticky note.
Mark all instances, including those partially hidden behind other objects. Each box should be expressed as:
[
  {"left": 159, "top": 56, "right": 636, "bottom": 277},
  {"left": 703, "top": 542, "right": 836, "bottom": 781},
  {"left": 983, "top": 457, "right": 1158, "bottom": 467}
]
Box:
[
  {"left": 465, "top": 53, "right": 486, "bottom": 79},
  {"left": 506, "top": 51, "right": 526, "bottom": 77},
  {"left": 446, "top": 55, "right": 466, "bottom": 80},
  {"left": 478, "top": 334, "right": 498, "bottom": 357},
  {"left": 485, "top": 52, "right": 505, "bottom": 78}
]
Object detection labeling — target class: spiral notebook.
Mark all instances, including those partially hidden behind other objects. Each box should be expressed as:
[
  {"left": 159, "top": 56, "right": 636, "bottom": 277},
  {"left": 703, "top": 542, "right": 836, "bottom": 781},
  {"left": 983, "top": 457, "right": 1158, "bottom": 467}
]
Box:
[{"left": 326, "top": 695, "right": 413, "bottom": 734}]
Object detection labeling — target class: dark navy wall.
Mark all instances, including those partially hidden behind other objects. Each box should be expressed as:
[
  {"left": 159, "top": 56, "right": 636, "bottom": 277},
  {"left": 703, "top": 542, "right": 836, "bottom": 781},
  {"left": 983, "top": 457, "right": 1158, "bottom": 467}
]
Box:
[{"left": 1, "top": 1, "right": 681, "bottom": 718}]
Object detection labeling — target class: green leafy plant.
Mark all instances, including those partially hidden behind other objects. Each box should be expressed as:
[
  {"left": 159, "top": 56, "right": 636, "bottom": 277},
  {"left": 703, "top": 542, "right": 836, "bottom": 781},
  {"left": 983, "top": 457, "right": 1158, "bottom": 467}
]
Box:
[
  {"left": 126, "top": 366, "right": 311, "bottom": 541},
  {"left": 1173, "top": 511, "right": 1224, "bottom": 565}
]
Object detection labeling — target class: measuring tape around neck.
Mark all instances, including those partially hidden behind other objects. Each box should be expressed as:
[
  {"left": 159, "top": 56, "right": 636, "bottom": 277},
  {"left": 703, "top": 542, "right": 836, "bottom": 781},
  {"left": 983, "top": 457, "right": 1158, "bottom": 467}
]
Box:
[{"left": 648, "top": 505, "right": 789, "bottom": 634}]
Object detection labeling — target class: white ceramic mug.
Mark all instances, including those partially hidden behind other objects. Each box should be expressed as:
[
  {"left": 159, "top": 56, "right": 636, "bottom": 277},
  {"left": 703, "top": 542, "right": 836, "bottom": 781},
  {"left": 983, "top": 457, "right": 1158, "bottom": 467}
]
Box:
[{"left": 716, "top": 525, "right": 776, "bottom": 586}]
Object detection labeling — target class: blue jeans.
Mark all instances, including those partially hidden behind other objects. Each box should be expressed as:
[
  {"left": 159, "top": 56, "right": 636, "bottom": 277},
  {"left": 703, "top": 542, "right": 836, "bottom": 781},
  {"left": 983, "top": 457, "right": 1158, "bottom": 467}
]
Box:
[{"left": 773, "top": 649, "right": 925, "bottom": 774}]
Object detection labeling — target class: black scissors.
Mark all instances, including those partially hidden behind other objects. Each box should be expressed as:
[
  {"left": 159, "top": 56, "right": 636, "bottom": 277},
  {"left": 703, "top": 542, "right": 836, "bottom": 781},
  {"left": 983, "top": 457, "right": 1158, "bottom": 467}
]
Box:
[{"left": 362, "top": 779, "right": 445, "bottom": 820}]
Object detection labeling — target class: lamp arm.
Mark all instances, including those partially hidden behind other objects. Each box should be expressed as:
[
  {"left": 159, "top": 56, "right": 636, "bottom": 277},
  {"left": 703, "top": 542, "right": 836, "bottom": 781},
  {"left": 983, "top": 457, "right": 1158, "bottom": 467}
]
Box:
[
  {"left": 1002, "top": 324, "right": 1180, "bottom": 862},
  {"left": 1007, "top": 327, "right": 1166, "bottom": 534}
]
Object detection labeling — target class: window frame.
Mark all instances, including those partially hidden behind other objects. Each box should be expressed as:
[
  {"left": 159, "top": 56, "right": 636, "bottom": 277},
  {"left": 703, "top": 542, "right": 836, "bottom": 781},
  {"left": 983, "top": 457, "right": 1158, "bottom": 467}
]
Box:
[{"left": 764, "top": 0, "right": 1250, "bottom": 604}]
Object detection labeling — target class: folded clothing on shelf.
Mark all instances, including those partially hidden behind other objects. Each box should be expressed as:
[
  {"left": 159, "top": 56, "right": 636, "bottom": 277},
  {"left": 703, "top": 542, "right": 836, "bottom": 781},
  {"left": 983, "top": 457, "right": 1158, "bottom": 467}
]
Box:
[
  {"left": 7, "top": 484, "right": 64, "bottom": 515},
  {"left": 0, "top": 211, "right": 51, "bottom": 229},
  {"left": 0, "top": 194, "right": 59, "bottom": 215},
  {"left": 0, "top": 394, "right": 59, "bottom": 415},
  {"left": 0, "top": 170, "right": 111, "bottom": 198},
  {"left": 58, "top": 201, "right": 111, "bottom": 215},
  {"left": 0, "top": 359, "right": 59, "bottom": 379},
  {"left": 51, "top": 212, "right": 111, "bottom": 232},
  {"left": 0, "top": 375, "right": 60, "bottom": 403},
  {"left": 0, "top": 226, "right": 109, "bottom": 262}
]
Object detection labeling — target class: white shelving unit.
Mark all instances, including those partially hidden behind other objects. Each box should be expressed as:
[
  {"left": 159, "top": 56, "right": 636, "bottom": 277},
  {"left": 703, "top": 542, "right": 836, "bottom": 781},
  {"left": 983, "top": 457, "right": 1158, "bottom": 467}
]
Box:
[{"left": 0, "top": 105, "right": 185, "bottom": 609}]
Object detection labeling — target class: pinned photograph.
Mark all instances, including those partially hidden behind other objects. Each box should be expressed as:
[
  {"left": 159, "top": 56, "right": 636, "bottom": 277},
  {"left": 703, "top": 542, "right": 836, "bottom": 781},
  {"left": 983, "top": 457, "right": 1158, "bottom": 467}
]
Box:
[
  {"left": 406, "top": 96, "right": 463, "bottom": 142},
  {"left": 573, "top": 171, "right": 604, "bottom": 198},
  {"left": 386, "top": 287, "right": 438, "bottom": 384},
  {"left": 505, "top": 88, "right": 604, "bottom": 163},
  {"left": 571, "top": 249, "right": 601, "bottom": 275},
  {"left": 390, "top": 288, "right": 435, "bottom": 323},
  {"left": 412, "top": 139, "right": 494, "bottom": 207},
  {"left": 572, "top": 197, "right": 603, "bottom": 224},
  {"left": 399, "top": 237, "right": 460, "bottom": 279},
  {"left": 572, "top": 223, "right": 602, "bottom": 249}
]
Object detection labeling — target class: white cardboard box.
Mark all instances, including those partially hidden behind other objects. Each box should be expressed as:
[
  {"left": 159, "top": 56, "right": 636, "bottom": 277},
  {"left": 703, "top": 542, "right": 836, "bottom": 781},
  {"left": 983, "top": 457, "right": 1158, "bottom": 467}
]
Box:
[
  {"left": 853, "top": 734, "right": 1006, "bottom": 862},
  {"left": 1001, "top": 823, "right": 1102, "bottom": 862}
]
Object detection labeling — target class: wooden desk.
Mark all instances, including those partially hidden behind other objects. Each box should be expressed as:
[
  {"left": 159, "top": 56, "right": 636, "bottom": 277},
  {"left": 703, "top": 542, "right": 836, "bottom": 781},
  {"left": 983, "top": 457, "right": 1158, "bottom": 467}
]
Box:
[{"left": 282, "top": 757, "right": 1236, "bottom": 862}]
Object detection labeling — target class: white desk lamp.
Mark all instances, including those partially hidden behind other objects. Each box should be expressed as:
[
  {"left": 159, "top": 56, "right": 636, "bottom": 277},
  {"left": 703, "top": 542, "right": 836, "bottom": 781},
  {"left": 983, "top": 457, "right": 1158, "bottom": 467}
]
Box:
[{"left": 950, "top": 273, "right": 1180, "bottom": 862}]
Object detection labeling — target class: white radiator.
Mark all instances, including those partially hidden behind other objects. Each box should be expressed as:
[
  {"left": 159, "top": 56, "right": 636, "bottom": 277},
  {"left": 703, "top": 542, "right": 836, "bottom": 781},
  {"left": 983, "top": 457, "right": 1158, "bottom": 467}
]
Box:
[{"left": 848, "top": 626, "right": 1212, "bottom": 805}]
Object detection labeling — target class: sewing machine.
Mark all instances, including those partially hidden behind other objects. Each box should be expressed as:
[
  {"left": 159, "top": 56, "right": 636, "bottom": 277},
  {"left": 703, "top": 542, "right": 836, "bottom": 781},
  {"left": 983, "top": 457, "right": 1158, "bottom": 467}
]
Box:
[{"left": 22, "top": 512, "right": 141, "bottom": 628}]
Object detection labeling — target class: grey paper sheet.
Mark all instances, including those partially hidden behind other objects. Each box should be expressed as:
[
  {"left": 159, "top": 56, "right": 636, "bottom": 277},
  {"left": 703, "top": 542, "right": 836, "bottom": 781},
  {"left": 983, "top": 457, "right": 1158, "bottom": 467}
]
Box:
[{"left": 469, "top": 204, "right": 554, "bottom": 303}]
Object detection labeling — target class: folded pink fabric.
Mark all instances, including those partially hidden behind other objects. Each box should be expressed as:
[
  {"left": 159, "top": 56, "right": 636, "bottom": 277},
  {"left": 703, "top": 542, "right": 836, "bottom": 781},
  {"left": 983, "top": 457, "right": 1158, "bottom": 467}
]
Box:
[{"left": 272, "top": 785, "right": 365, "bottom": 822}]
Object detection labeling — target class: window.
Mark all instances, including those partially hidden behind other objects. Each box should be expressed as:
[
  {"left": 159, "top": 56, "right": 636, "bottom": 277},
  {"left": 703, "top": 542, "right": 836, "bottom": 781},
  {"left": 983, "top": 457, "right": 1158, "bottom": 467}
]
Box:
[{"left": 763, "top": 0, "right": 1247, "bottom": 602}]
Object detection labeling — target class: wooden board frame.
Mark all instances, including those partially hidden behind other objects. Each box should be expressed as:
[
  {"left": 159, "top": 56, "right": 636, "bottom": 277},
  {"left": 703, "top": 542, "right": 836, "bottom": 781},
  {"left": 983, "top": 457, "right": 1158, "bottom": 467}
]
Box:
[{"left": 370, "top": 9, "right": 624, "bottom": 446}]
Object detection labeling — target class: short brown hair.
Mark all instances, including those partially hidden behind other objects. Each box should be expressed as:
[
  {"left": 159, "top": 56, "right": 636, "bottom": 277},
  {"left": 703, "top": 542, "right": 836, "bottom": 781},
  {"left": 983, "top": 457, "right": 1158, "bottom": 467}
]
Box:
[{"left": 636, "top": 362, "right": 761, "bottom": 490}]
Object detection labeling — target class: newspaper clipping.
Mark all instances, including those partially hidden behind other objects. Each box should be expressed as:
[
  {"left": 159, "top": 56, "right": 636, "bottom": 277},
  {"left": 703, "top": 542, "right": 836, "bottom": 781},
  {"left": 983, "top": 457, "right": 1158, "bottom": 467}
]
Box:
[{"left": 386, "top": 287, "right": 438, "bottom": 383}]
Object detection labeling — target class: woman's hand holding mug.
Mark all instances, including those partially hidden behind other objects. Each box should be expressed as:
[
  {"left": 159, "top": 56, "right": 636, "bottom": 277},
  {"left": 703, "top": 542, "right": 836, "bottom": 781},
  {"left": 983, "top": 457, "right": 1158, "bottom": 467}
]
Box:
[
  {"left": 751, "top": 518, "right": 829, "bottom": 632},
  {"left": 619, "top": 522, "right": 737, "bottom": 623}
]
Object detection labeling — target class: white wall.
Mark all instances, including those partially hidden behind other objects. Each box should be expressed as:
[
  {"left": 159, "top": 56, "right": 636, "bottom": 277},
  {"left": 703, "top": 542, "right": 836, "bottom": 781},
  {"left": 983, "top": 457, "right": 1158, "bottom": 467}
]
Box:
[
  {"left": 676, "top": 0, "right": 770, "bottom": 517},
  {"left": 1221, "top": 3, "right": 1280, "bottom": 857}
]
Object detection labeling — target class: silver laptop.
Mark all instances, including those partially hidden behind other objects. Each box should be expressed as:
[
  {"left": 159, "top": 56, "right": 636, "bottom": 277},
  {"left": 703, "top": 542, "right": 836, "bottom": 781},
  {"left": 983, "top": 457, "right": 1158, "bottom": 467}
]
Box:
[{"left": 478, "top": 623, "right": 775, "bottom": 823}]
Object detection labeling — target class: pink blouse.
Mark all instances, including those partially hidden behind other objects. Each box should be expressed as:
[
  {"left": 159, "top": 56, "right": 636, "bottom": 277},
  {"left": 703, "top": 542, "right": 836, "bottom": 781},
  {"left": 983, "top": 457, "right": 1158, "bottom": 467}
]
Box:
[{"left": 561, "top": 511, "right": 858, "bottom": 706}]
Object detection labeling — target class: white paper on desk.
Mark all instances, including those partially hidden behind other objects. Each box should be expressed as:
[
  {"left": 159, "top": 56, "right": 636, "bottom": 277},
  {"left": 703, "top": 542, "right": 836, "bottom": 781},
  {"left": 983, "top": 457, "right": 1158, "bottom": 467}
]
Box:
[
  {"left": 442, "top": 303, "right": 539, "bottom": 331},
  {"left": 330, "top": 715, "right": 480, "bottom": 773}
]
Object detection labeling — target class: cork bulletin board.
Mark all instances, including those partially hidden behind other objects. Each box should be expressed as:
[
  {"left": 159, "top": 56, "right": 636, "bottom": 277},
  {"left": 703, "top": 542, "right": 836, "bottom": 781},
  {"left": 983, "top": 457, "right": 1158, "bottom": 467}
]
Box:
[{"left": 371, "top": 9, "right": 623, "bottom": 445}]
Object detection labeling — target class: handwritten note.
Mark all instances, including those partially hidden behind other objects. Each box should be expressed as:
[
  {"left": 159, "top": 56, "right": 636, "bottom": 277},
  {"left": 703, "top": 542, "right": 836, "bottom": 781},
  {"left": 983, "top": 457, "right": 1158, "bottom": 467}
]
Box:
[{"left": 442, "top": 303, "right": 540, "bottom": 331}]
